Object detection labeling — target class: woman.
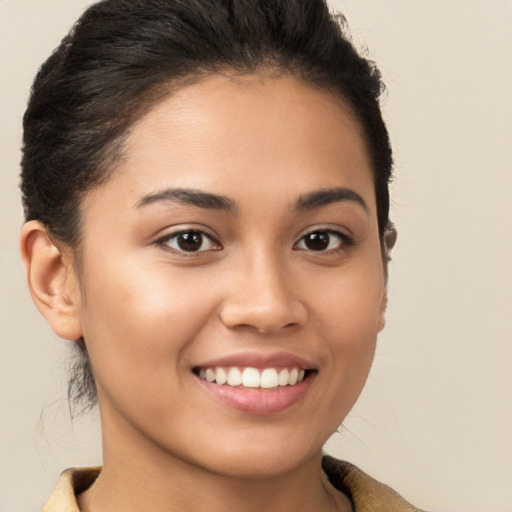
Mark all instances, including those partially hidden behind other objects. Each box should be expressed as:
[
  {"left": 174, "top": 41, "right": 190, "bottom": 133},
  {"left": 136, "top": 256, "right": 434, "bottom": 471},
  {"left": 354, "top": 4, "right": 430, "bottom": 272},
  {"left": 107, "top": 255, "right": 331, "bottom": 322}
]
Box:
[{"left": 19, "top": 0, "right": 423, "bottom": 510}]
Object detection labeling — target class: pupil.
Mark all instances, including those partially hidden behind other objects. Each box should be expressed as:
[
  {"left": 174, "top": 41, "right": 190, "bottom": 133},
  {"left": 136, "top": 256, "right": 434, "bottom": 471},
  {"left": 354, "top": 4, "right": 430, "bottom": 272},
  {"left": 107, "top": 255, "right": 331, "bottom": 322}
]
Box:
[
  {"left": 178, "top": 232, "right": 202, "bottom": 251},
  {"left": 305, "top": 232, "right": 329, "bottom": 251}
]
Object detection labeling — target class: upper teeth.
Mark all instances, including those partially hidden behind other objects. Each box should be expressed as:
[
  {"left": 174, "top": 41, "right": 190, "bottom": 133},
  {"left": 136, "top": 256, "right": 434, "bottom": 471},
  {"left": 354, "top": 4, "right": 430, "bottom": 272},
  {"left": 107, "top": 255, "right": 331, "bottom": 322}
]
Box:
[{"left": 198, "top": 367, "right": 306, "bottom": 389}]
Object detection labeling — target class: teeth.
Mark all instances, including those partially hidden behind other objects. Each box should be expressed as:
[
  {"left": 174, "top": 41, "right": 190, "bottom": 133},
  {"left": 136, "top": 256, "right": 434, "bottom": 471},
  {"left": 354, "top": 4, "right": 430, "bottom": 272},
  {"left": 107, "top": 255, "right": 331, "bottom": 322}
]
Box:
[
  {"left": 242, "top": 367, "right": 260, "bottom": 388},
  {"left": 198, "top": 366, "right": 308, "bottom": 388},
  {"left": 227, "top": 367, "right": 242, "bottom": 386},
  {"left": 261, "top": 368, "right": 279, "bottom": 388},
  {"left": 278, "top": 368, "right": 289, "bottom": 386},
  {"left": 215, "top": 367, "right": 227, "bottom": 385}
]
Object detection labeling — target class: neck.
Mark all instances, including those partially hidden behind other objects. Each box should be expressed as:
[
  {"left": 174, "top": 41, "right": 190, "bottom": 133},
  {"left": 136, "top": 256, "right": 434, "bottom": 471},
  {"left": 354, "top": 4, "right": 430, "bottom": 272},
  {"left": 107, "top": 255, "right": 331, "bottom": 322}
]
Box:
[{"left": 78, "top": 410, "right": 350, "bottom": 512}]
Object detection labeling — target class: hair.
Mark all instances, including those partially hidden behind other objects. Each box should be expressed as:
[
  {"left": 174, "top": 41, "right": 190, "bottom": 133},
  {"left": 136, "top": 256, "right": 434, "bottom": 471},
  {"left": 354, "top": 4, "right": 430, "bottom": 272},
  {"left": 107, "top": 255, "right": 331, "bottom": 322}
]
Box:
[{"left": 21, "top": 0, "right": 393, "bottom": 414}]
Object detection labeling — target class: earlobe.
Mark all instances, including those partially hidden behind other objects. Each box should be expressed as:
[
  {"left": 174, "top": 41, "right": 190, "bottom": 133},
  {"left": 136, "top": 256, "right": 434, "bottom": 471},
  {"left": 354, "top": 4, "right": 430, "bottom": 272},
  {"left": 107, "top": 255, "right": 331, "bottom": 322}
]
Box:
[
  {"left": 379, "top": 223, "right": 397, "bottom": 332},
  {"left": 378, "top": 293, "right": 387, "bottom": 332},
  {"left": 20, "top": 220, "right": 83, "bottom": 341}
]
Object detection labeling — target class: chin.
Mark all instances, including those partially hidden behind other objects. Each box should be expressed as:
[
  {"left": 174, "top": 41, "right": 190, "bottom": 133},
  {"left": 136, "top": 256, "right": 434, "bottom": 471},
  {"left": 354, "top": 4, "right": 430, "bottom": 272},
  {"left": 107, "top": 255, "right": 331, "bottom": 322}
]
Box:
[
  {"left": 205, "top": 449, "right": 320, "bottom": 480},
  {"left": 178, "top": 424, "right": 329, "bottom": 480}
]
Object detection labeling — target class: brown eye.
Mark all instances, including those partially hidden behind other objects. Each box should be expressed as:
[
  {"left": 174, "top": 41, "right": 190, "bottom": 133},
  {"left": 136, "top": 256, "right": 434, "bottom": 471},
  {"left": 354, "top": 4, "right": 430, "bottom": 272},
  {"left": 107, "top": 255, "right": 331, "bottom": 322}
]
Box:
[
  {"left": 295, "top": 230, "right": 350, "bottom": 252},
  {"left": 162, "top": 230, "right": 219, "bottom": 253},
  {"left": 177, "top": 232, "right": 203, "bottom": 251},
  {"left": 303, "top": 232, "right": 330, "bottom": 251}
]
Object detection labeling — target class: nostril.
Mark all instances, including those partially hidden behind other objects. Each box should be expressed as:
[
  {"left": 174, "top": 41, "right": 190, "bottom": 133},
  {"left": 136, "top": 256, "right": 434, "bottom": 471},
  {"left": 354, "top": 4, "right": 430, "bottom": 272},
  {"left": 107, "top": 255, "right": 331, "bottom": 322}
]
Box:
[{"left": 256, "top": 322, "right": 299, "bottom": 334}]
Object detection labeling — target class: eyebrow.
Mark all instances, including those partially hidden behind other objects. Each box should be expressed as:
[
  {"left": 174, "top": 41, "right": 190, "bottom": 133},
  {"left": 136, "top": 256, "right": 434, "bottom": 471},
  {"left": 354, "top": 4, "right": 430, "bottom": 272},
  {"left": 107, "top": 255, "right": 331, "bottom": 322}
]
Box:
[
  {"left": 294, "top": 187, "right": 368, "bottom": 213},
  {"left": 135, "top": 185, "right": 367, "bottom": 215},
  {"left": 136, "top": 188, "right": 237, "bottom": 213}
]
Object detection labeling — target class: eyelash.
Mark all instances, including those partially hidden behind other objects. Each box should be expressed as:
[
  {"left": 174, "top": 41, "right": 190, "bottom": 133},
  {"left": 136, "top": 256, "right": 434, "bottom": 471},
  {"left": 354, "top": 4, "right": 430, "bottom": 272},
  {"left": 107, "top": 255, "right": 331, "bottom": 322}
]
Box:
[
  {"left": 156, "top": 228, "right": 221, "bottom": 255},
  {"left": 155, "top": 227, "right": 353, "bottom": 255},
  {"left": 294, "top": 228, "right": 354, "bottom": 254}
]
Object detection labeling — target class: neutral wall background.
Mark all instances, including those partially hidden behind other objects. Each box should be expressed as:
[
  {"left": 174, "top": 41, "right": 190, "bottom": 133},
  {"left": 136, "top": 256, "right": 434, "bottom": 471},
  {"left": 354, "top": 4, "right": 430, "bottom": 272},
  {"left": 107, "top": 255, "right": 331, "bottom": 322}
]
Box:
[{"left": 1, "top": 1, "right": 511, "bottom": 511}]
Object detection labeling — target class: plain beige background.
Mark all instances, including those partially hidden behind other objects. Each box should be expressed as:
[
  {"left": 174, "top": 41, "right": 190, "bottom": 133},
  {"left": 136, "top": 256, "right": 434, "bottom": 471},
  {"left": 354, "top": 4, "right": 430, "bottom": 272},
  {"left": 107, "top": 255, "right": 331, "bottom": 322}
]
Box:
[{"left": 1, "top": 1, "right": 511, "bottom": 511}]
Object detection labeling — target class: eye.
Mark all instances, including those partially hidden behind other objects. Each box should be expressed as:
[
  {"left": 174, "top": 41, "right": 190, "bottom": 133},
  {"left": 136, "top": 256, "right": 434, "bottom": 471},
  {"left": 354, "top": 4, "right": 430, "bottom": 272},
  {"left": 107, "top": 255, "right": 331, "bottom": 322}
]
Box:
[
  {"left": 159, "top": 230, "right": 220, "bottom": 253},
  {"left": 295, "top": 230, "right": 351, "bottom": 252}
]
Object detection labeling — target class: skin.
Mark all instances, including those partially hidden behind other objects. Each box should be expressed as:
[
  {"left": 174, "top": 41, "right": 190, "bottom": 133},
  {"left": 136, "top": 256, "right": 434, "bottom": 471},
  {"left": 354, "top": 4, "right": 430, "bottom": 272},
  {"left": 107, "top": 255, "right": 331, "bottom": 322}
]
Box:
[{"left": 21, "top": 74, "right": 387, "bottom": 512}]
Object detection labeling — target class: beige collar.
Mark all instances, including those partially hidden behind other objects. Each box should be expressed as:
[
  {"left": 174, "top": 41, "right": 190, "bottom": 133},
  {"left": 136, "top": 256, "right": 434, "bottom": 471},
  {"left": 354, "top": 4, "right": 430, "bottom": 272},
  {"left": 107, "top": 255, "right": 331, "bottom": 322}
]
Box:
[{"left": 43, "top": 457, "right": 424, "bottom": 512}]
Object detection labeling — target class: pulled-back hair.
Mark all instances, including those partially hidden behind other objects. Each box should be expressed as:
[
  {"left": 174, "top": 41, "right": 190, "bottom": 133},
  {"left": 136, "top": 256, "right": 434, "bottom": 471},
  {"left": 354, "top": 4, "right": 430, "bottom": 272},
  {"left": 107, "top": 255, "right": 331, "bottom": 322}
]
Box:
[{"left": 21, "top": 0, "right": 393, "bottom": 413}]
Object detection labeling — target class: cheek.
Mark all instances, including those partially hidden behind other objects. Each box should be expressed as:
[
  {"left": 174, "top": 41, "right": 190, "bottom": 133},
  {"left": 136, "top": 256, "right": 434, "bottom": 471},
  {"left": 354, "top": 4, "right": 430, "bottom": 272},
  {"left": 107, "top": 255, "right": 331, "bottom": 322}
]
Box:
[
  {"left": 310, "top": 257, "right": 384, "bottom": 399},
  {"left": 314, "top": 257, "right": 385, "bottom": 343},
  {"left": 77, "top": 253, "right": 219, "bottom": 411}
]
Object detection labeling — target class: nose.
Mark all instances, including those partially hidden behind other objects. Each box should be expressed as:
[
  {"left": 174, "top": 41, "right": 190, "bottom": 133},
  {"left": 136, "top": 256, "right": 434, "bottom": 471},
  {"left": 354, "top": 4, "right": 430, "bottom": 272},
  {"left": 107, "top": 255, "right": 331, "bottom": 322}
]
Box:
[{"left": 219, "top": 251, "right": 307, "bottom": 334}]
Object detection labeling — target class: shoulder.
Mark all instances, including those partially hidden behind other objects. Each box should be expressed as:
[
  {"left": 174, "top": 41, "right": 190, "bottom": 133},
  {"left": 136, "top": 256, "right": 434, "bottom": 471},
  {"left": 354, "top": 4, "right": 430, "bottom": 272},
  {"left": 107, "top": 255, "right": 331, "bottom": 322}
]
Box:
[
  {"left": 42, "top": 467, "right": 101, "bottom": 512},
  {"left": 322, "top": 455, "right": 428, "bottom": 512}
]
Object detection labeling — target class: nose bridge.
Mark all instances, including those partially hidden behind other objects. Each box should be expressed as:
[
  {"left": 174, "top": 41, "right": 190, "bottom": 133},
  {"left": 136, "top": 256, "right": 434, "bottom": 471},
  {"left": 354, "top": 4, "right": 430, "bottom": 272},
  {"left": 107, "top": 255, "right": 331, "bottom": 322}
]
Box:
[{"left": 219, "top": 244, "right": 306, "bottom": 333}]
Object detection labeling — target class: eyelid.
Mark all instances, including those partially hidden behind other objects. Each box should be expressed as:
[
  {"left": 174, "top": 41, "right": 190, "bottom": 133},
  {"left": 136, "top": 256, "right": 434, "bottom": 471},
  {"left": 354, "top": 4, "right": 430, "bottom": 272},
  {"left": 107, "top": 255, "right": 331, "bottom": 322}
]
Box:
[
  {"left": 294, "top": 226, "right": 354, "bottom": 251},
  {"left": 155, "top": 225, "right": 222, "bottom": 254},
  {"left": 296, "top": 224, "right": 353, "bottom": 240}
]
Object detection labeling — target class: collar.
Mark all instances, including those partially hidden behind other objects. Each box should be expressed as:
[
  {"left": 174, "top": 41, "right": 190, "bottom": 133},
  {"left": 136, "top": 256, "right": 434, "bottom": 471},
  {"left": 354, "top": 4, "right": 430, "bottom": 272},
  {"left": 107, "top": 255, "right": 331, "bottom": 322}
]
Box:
[
  {"left": 322, "top": 456, "right": 424, "bottom": 512},
  {"left": 43, "top": 457, "right": 423, "bottom": 511}
]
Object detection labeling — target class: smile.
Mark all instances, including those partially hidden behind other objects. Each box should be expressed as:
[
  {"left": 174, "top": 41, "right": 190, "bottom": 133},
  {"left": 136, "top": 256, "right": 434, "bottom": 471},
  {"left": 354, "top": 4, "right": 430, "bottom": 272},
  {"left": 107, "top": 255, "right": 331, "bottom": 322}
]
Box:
[
  {"left": 196, "top": 366, "right": 308, "bottom": 389},
  {"left": 193, "top": 353, "right": 317, "bottom": 414}
]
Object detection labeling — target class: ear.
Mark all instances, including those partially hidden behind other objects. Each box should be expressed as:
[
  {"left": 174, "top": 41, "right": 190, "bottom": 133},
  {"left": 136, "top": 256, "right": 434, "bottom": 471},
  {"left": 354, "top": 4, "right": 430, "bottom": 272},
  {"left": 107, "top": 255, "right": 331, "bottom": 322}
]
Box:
[
  {"left": 378, "top": 292, "right": 388, "bottom": 332},
  {"left": 378, "top": 223, "right": 397, "bottom": 332},
  {"left": 20, "top": 220, "right": 83, "bottom": 341}
]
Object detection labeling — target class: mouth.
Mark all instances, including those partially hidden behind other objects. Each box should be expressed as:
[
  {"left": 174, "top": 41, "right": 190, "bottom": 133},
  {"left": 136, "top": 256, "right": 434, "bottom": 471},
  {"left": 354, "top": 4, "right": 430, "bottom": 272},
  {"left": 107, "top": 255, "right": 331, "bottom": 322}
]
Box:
[
  {"left": 192, "top": 353, "right": 318, "bottom": 414},
  {"left": 193, "top": 366, "right": 314, "bottom": 389}
]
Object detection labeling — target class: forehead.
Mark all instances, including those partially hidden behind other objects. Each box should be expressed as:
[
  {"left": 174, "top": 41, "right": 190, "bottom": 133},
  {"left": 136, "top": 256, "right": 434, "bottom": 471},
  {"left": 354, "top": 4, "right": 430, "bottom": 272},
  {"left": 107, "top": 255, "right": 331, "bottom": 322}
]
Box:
[{"left": 85, "top": 74, "right": 375, "bottom": 214}]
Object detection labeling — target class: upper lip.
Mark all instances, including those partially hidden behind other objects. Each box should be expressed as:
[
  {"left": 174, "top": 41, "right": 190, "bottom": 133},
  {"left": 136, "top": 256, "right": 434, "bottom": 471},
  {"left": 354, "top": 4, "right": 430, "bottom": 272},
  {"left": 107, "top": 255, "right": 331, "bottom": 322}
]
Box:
[{"left": 195, "top": 351, "right": 317, "bottom": 370}]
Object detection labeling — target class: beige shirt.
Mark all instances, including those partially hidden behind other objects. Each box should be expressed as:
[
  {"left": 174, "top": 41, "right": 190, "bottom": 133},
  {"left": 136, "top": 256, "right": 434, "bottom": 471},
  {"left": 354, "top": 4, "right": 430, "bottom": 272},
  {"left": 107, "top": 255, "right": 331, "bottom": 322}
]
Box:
[{"left": 42, "top": 456, "right": 425, "bottom": 512}]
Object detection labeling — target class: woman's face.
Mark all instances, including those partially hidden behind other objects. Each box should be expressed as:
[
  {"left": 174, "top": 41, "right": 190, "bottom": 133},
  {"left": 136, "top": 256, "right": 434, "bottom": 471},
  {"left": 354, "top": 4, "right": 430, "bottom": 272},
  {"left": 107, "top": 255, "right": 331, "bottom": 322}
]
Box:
[{"left": 73, "top": 74, "right": 386, "bottom": 477}]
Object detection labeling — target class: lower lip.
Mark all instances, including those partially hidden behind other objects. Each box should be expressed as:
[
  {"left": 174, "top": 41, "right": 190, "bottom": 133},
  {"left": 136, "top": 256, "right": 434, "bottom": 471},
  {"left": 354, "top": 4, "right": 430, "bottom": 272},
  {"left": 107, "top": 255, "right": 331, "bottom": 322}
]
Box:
[{"left": 197, "top": 374, "right": 315, "bottom": 415}]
